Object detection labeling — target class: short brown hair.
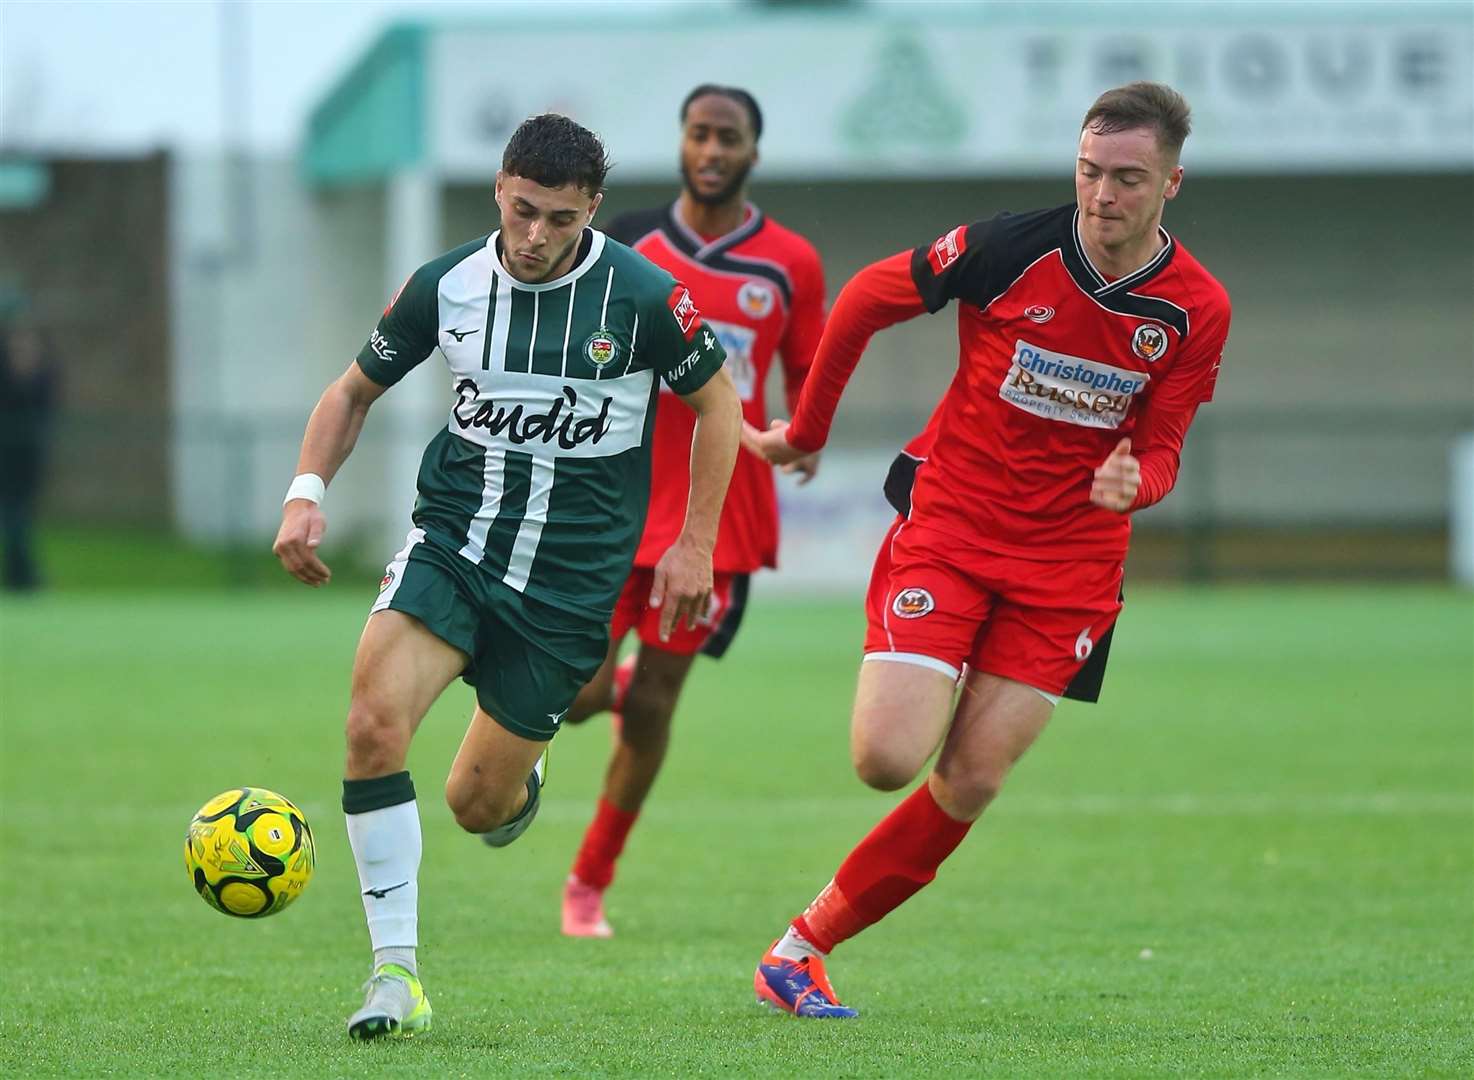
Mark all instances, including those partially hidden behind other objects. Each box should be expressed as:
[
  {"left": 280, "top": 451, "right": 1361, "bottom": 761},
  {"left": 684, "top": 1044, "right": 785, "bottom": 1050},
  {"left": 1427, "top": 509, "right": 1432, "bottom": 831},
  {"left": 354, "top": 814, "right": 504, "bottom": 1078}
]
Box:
[{"left": 1081, "top": 82, "right": 1192, "bottom": 161}]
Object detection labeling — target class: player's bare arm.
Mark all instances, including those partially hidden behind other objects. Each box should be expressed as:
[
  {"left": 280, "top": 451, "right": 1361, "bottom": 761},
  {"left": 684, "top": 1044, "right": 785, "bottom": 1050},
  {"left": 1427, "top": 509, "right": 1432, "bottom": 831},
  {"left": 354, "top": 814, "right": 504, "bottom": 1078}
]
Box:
[
  {"left": 272, "top": 361, "right": 388, "bottom": 586},
  {"left": 651, "top": 366, "right": 742, "bottom": 641},
  {"left": 1090, "top": 437, "right": 1141, "bottom": 513}
]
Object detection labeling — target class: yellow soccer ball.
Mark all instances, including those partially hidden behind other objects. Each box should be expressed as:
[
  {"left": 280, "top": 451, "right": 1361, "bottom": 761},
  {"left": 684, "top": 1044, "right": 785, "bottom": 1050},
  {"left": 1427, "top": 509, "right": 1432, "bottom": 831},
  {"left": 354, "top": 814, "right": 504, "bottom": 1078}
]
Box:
[{"left": 185, "top": 787, "right": 315, "bottom": 918}]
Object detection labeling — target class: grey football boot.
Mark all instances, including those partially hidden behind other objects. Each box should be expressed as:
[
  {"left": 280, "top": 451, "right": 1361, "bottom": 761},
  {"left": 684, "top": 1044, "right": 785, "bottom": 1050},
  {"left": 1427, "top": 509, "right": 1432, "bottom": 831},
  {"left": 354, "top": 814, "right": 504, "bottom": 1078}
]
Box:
[
  {"left": 347, "top": 964, "right": 432, "bottom": 1040},
  {"left": 481, "top": 752, "right": 546, "bottom": 848}
]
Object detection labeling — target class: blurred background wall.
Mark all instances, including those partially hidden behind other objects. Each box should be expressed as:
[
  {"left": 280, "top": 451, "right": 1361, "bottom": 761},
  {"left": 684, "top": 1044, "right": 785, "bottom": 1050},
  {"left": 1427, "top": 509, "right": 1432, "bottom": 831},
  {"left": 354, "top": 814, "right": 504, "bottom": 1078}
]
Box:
[{"left": 1, "top": 0, "right": 1470, "bottom": 588}]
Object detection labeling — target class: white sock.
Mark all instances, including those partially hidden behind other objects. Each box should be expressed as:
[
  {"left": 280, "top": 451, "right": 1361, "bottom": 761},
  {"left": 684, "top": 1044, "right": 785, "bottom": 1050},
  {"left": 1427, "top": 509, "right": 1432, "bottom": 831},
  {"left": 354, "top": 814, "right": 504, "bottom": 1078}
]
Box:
[
  {"left": 772, "top": 926, "right": 826, "bottom": 962},
  {"left": 373, "top": 946, "right": 417, "bottom": 976},
  {"left": 344, "top": 799, "right": 421, "bottom": 957}
]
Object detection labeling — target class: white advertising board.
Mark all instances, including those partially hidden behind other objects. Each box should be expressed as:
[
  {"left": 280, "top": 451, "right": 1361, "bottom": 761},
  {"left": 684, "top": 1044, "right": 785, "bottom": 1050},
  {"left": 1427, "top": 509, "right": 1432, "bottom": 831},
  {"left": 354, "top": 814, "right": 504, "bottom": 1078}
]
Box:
[{"left": 427, "top": 8, "right": 1473, "bottom": 180}]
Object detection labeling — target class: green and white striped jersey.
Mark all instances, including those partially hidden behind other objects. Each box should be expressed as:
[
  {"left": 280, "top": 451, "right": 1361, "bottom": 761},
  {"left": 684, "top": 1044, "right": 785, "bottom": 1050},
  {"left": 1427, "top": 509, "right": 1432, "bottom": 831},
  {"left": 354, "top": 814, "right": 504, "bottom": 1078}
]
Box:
[{"left": 355, "top": 228, "right": 727, "bottom": 621}]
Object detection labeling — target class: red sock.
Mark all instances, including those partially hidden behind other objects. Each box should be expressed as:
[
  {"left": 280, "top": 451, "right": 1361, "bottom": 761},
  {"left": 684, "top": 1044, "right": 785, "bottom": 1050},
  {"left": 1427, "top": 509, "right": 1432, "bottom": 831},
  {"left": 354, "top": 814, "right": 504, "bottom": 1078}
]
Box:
[
  {"left": 570, "top": 797, "right": 639, "bottom": 890},
  {"left": 792, "top": 782, "right": 972, "bottom": 953}
]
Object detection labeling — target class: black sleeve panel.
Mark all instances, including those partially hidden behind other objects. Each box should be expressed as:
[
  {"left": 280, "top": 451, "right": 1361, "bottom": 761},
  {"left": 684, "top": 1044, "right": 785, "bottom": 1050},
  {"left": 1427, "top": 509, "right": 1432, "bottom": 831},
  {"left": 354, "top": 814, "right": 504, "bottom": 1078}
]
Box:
[{"left": 909, "top": 205, "right": 1072, "bottom": 314}]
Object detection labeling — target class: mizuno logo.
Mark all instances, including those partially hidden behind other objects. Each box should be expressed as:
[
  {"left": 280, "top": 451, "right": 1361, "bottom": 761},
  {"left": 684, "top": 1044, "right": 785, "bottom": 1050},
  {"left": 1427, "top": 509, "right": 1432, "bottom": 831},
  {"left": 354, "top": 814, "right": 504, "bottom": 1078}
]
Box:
[
  {"left": 548, "top": 709, "right": 568, "bottom": 727},
  {"left": 446, "top": 327, "right": 479, "bottom": 342},
  {"left": 363, "top": 881, "right": 410, "bottom": 899}
]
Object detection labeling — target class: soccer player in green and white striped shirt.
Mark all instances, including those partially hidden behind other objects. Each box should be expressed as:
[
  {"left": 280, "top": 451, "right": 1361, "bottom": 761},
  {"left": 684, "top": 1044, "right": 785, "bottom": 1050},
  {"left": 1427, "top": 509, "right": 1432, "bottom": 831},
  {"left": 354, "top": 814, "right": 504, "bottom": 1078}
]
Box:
[{"left": 271, "top": 114, "right": 741, "bottom": 1040}]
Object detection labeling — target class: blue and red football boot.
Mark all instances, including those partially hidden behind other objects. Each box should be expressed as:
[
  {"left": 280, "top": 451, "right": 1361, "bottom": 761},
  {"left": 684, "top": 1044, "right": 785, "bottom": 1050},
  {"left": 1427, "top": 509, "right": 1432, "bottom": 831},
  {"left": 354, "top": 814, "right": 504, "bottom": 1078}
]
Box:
[{"left": 754, "top": 942, "right": 859, "bottom": 1018}]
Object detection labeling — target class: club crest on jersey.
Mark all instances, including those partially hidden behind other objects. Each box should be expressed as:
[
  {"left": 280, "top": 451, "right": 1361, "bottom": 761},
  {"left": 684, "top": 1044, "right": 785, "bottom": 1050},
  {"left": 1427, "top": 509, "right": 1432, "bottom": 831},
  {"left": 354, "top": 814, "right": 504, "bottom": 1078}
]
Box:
[
  {"left": 892, "top": 587, "right": 935, "bottom": 619},
  {"left": 737, "top": 279, "right": 774, "bottom": 319},
  {"left": 1024, "top": 305, "right": 1055, "bottom": 323},
  {"left": 926, "top": 225, "right": 967, "bottom": 275},
  {"left": 379, "top": 570, "right": 395, "bottom": 592},
  {"left": 583, "top": 328, "right": 618, "bottom": 368},
  {"left": 1132, "top": 323, "right": 1168, "bottom": 362}
]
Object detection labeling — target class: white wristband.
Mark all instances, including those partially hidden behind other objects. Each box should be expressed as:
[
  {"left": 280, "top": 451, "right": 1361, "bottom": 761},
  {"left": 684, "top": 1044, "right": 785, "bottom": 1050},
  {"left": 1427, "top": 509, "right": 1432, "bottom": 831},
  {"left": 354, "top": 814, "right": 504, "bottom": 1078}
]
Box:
[{"left": 283, "top": 473, "right": 326, "bottom": 506}]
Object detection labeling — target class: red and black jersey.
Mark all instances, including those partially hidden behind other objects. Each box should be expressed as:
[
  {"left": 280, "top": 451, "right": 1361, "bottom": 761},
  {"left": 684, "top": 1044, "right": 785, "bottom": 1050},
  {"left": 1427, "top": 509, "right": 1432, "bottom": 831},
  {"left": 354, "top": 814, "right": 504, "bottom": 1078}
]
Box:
[
  {"left": 789, "top": 202, "right": 1231, "bottom": 564},
  {"left": 606, "top": 203, "right": 826, "bottom": 572}
]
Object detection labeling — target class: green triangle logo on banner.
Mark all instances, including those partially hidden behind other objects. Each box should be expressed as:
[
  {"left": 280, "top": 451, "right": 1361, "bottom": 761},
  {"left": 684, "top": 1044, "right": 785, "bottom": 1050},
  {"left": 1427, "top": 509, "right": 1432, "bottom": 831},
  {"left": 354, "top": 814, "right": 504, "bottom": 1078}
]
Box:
[{"left": 842, "top": 30, "right": 969, "bottom": 153}]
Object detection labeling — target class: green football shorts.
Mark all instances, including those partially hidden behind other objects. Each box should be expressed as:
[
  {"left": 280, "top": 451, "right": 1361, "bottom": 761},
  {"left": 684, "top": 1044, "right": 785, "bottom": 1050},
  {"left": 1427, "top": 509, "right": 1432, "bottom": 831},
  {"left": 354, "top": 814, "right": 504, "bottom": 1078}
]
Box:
[{"left": 370, "top": 528, "right": 608, "bottom": 741}]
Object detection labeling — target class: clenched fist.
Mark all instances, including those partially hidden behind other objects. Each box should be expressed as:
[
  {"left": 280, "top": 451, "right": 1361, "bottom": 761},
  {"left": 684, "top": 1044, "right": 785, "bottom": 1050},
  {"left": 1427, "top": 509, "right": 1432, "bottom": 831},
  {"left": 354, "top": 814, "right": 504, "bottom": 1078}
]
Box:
[{"left": 1090, "top": 438, "right": 1140, "bottom": 514}]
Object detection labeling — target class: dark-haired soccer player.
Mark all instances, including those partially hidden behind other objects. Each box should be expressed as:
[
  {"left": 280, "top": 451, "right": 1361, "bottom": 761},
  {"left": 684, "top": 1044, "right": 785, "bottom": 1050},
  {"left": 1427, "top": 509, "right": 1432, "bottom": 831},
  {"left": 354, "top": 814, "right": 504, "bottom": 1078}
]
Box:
[
  {"left": 745, "top": 83, "right": 1231, "bottom": 1017},
  {"left": 556, "top": 84, "right": 827, "bottom": 938},
  {"left": 271, "top": 114, "right": 741, "bottom": 1038}
]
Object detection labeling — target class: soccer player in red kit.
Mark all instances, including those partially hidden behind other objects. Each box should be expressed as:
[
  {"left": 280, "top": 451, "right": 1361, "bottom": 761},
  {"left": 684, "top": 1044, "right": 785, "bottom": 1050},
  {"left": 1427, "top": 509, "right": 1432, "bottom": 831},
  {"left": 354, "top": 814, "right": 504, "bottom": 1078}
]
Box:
[
  {"left": 558, "top": 85, "right": 826, "bottom": 937},
  {"left": 745, "top": 82, "right": 1231, "bottom": 1017}
]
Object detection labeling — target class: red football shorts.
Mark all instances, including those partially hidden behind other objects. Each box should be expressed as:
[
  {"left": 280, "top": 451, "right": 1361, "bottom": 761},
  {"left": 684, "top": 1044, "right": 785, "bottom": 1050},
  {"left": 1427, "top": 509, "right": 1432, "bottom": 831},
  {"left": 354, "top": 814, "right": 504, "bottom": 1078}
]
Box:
[
  {"left": 864, "top": 518, "right": 1123, "bottom": 696},
  {"left": 611, "top": 567, "right": 737, "bottom": 656}
]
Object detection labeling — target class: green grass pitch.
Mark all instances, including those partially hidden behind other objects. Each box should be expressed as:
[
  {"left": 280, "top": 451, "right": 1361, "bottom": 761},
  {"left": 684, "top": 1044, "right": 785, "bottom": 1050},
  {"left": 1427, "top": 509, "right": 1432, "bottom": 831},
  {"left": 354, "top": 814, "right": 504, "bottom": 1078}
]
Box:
[{"left": 1, "top": 584, "right": 1470, "bottom": 1076}]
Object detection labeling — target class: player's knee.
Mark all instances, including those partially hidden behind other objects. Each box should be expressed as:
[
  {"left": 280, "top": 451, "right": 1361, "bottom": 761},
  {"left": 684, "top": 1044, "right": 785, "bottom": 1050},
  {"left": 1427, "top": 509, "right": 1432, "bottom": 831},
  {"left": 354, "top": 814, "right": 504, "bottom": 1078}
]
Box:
[
  {"left": 851, "top": 724, "right": 928, "bottom": 791},
  {"left": 853, "top": 746, "right": 920, "bottom": 792},
  {"left": 931, "top": 768, "right": 1005, "bottom": 819},
  {"left": 443, "top": 774, "right": 519, "bottom": 835},
  {"left": 618, "top": 691, "right": 674, "bottom": 755},
  {"left": 344, "top": 698, "right": 410, "bottom": 770},
  {"left": 563, "top": 681, "right": 606, "bottom": 726}
]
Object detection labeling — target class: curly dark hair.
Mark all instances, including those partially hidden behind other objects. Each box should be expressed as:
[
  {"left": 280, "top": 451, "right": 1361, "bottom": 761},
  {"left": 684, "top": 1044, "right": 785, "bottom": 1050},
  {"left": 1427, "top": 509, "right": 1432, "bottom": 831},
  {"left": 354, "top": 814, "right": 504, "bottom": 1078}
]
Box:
[
  {"left": 502, "top": 114, "right": 611, "bottom": 195},
  {"left": 679, "top": 84, "right": 764, "bottom": 141}
]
